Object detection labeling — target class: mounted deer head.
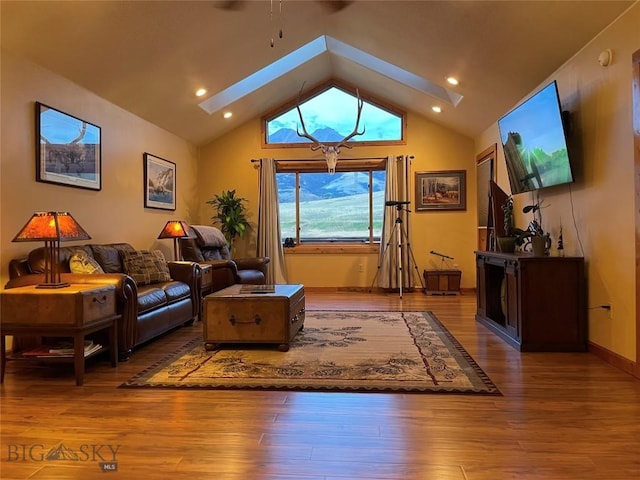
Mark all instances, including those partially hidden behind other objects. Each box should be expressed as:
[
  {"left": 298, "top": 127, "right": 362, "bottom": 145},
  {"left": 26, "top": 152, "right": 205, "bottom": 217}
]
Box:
[{"left": 295, "top": 85, "right": 365, "bottom": 174}]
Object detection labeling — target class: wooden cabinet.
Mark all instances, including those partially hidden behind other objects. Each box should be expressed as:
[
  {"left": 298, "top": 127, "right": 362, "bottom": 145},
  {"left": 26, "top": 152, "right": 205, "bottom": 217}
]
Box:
[
  {"left": 475, "top": 251, "right": 586, "bottom": 351},
  {"left": 1, "top": 284, "right": 119, "bottom": 385}
]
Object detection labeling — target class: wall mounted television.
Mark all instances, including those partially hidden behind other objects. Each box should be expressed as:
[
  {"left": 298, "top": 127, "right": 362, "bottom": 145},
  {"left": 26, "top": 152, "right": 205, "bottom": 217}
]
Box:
[{"left": 498, "top": 80, "right": 574, "bottom": 195}]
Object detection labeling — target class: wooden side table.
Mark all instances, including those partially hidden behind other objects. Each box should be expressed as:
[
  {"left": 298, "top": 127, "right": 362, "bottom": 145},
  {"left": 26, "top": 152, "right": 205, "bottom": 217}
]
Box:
[{"left": 1, "top": 284, "right": 120, "bottom": 386}]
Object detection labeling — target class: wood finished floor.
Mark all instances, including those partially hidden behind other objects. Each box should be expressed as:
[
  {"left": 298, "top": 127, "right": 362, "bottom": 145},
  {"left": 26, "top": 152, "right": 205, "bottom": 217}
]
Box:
[{"left": 1, "top": 291, "right": 639, "bottom": 480}]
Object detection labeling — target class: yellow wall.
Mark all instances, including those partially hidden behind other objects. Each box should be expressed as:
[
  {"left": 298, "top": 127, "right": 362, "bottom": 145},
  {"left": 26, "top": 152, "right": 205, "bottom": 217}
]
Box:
[
  {"left": 0, "top": 50, "right": 200, "bottom": 288},
  {"left": 2, "top": 3, "right": 637, "bottom": 362},
  {"left": 198, "top": 112, "right": 476, "bottom": 288},
  {"left": 475, "top": 3, "right": 640, "bottom": 361}
]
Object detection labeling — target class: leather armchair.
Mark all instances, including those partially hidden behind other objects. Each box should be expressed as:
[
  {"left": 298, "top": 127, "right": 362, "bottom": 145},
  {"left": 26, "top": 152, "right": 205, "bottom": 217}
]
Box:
[{"left": 179, "top": 225, "right": 270, "bottom": 292}]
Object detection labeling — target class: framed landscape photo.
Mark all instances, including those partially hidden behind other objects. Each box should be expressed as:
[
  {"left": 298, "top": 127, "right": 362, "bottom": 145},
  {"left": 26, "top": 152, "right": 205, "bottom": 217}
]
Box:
[
  {"left": 415, "top": 170, "right": 467, "bottom": 212},
  {"left": 35, "top": 102, "right": 102, "bottom": 191},
  {"left": 144, "top": 152, "right": 176, "bottom": 210}
]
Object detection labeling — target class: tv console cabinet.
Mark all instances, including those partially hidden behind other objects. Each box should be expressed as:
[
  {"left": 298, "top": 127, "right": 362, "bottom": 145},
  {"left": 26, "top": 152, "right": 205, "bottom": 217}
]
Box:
[{"left": 475, "top": 251, "right": 586, "bottom": 352}]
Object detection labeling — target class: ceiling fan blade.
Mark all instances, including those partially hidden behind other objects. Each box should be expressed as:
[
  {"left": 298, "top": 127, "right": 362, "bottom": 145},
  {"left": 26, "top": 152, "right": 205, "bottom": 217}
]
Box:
[
  {"left": 317, "top": 1, "right": 353, "bottom": 13},
  {"left": 213, "top": 0, "right": 246, "bottom": 11}
]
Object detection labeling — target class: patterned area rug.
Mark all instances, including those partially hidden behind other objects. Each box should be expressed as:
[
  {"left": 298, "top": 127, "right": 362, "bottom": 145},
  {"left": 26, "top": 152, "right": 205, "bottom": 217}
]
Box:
[{"left": 121, "top": 311, "right": 500, "bottom": 394}]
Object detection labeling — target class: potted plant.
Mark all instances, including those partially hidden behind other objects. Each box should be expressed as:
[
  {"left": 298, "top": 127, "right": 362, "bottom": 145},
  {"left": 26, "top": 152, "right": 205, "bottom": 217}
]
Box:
[
  {"left": 206, "top": 189, "right": 251, "bottom": 250},
  {"left": 497, "top": 196, "right": 518, "bottom": 253},
  {"left": 515, "top": 201, "right": 551, "bottom": 255}
]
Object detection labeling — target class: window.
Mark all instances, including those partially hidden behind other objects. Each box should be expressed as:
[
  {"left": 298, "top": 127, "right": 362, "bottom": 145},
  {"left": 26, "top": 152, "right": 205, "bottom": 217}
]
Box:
[
  {"left": 277, "top": 160, "right": 386, "bottom": 249},
  {"left": 264, "top": 84, "right": 404, "bottom": 147}
]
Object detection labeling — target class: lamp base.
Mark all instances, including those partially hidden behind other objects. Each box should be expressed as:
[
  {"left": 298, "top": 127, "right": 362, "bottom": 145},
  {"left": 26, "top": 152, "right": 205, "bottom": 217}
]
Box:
[{"left": 36, "top": 282, "right": 70, "bottom": 289}]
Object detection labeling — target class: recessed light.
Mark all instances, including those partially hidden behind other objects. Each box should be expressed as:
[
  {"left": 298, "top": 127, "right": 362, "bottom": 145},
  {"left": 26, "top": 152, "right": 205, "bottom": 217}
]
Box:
[
  {"left": 195, "top": 88, "right": 207, "bottom": 97},
  {"left": 223, "top": 111, "right": 233, "bottom": 119},
  {"left": 432, "top": 106, "right": 442, "bottom": 113},
  {"left": 446, "top": 76, "right": 459, "bottom": 86}
]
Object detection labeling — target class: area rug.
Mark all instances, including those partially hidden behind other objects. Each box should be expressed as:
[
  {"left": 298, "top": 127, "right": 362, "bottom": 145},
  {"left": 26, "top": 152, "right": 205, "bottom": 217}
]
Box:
[{"left": 120, "top": 311, "right": 500, "bottom": 394}]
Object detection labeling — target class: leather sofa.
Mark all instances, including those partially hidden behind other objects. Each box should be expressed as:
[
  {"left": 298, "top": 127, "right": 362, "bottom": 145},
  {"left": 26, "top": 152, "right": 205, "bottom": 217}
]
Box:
[
  {"left": 6, "top": 243, "right": 199, "bottom": 359},
  {"left": 179, "top": 225, "right": 270, "bottom": 292}
]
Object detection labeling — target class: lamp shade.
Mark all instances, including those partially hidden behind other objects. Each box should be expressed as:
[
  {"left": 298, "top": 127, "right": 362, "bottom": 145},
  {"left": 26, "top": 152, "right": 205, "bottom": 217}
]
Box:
[
  {"left": 157, "top": 220, "right": 190, "bottom": 239},
  {"left": 157, "top": 220, "right": 190, "bottom": 260},
  {"left": 12, "top": 212, "right": 91, "bottom": 288},
  {"left": 13, "top": 211, "right": 91, "bottom": 242}
]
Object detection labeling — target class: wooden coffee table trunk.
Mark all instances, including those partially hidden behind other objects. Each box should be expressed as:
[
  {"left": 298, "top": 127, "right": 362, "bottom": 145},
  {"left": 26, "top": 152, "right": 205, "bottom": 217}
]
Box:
[{"left": 203, "top": 284, "right": 305, "bottom": 351}]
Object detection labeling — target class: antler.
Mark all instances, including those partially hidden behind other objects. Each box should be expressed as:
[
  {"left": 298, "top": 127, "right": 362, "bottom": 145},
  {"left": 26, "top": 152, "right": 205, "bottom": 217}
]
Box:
[
  {"left": 295, "top": 84, "right": 323, "bottom": 151},
  {"left": 295, "top": 83, "right": 366, "bottom": 174},
  {"left": 335, "top": 89, "right": 366, "bottom": 151}
]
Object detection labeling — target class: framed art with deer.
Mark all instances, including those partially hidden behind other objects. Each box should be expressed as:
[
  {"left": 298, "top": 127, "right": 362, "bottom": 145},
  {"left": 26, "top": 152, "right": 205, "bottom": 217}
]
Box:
[
  {"left": 35, "top": 102, "right": 102, "bottom": 191},
  {"left": 415, "top": 170, "right": 467, "bottom": 212}
]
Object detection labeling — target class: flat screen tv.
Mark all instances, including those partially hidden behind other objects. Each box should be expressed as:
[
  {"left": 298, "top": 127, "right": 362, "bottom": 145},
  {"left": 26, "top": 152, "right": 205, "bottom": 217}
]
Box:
[{"left": 498, "top": 81, "right": 574, "bottom": 195}]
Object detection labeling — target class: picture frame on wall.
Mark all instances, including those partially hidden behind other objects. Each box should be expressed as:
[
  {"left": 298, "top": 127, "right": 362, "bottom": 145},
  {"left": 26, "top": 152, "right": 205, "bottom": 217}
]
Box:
[
  {"left": 144, "top": 152, "right": 176, "bottom": 211},
  {"left": 415, "top": 170, "right": 467, "bottom": 212},
  {"left": 35, "top": 102, "right": 102, "bottom": 191}
]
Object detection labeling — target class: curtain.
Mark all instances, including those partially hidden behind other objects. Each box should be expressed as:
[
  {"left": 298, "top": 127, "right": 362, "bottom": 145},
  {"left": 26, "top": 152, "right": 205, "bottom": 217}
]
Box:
[
  {"left": 376, "top": 155, "right": 414, "bottom": 290},
  {"left": 401, "top": 155, "right": 414, "bottom": 289},
  {"left": 257, "top": 158, "right": 287, "bottom": 284},
  {"left": 377, "top": 155, "right": 400, "bottom": 289}
]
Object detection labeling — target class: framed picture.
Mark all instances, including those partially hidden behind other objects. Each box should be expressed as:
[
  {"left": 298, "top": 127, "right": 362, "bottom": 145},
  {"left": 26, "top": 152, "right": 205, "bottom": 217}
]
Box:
[
  {"left": 415, "top": 170, "right": 467, "bottom": 212},
  {"left": 144, "top": 153, "right": 176, "bottom": 210},
  {"left": 35, "top": 102, "right": 102, "bottom": 191}
]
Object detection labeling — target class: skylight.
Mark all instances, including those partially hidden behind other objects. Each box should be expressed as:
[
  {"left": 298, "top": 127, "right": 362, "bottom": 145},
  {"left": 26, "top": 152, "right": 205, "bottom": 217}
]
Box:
[{"left": 198, "top": 35, "right": 462, "bottom": 115}]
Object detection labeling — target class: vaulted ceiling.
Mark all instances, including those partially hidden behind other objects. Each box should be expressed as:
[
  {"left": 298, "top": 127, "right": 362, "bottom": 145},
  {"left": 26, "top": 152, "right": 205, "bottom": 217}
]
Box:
[{"left": 1, "top": 0, "right": 634, "bottom": 146}]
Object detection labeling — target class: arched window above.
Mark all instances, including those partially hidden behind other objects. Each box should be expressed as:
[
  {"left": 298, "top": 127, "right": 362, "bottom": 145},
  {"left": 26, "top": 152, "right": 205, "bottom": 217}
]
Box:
[{"left": 263, "top": 82, "right": 405, "bottom": 147}]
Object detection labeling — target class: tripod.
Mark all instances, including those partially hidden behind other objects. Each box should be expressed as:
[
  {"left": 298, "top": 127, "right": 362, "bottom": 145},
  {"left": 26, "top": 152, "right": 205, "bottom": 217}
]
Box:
[{"left": 369, "top": 203, "right": 425, "bottom": 298}]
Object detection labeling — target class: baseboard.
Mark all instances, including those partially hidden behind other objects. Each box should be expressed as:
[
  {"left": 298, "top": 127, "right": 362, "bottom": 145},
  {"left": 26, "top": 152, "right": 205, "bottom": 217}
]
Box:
[
  {"left": 302, "top": 286, "right": 424, "bottom": 293},
  {"left": 588, "top": 341, "right": 639, "bottom": 379},
  {"left": 300, "top": 286, "right": 476, "bottom": 295}
]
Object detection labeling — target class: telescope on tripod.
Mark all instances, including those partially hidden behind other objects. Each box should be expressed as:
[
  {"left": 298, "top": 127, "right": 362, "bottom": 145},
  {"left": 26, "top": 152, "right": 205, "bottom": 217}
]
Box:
[
  {"left": 369, "top": 200, "right": 425, "bottom": 298},
  {"left": 430, "top": 250, "right": 454, "bottom": 270}
]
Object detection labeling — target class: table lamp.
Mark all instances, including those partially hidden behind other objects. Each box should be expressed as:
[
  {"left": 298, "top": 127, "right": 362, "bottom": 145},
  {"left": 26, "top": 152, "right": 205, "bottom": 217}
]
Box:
[
  {"left": 12, "top": 211, "right": 91, "bottom": 288},
  {"left": 157, "top": 220, "right": 190, "bottom": 260}
]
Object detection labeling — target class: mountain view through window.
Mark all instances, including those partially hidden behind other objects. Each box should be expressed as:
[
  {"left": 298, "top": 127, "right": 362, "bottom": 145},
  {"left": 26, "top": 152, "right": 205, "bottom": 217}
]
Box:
[
  {"left": 277, "top": 170, "right": 386, "bottom": 242},
  {"left": 266, "top": 87, "right": 402, "bottom": 144}
]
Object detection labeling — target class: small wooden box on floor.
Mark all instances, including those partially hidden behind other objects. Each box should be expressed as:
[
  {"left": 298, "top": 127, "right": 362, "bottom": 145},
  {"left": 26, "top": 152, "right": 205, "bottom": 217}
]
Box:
[
  {"left": 423, "top": 270, "right": 461, "bottom": 295},
  {"left": 203, "top": 284, "right": 305, "bottom": 351}
]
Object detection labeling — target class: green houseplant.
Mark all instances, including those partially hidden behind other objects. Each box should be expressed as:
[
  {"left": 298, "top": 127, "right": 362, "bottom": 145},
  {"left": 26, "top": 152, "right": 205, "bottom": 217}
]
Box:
[
  {"left": 512, "top": 201, "right": 551, "bottom": 255},
  {"left": 498, "top": 196, "right": 550, "bottom": 255},
  {"left": 206, "top": 189, "right": 251, "bottom": 250},
  {"left": 497, "top": 196, "right": 518, "bottom": 253}
]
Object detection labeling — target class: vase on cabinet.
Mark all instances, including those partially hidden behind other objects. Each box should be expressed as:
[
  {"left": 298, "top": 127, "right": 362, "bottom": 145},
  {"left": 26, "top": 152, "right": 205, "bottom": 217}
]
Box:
[
  {"left": 497, "top": 236, "right": 516, "bottom": 254},
  {"left": 530, "top": 234, "right": 551, "bottom": 256}
]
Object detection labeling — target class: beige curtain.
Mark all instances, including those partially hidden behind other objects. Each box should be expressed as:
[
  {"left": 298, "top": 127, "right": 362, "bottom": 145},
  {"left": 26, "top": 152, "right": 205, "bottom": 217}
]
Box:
[
  {"left": 257, "top": 158, "right": 287, "bottom": 284},
  {"left": 377, "top": 155, "right": 400, "bottom": 288},
  {"left": 377, "top": 155, "right": 414, "bottom": 291}
]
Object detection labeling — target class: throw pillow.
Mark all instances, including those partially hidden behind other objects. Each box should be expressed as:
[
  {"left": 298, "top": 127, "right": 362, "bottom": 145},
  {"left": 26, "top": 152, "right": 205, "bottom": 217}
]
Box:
[
  {"left": 69, "top": 252, "right": 105, "bottom": 274},
  {"left": 121, "top": 249, "right": 171, "bottom": 285}
]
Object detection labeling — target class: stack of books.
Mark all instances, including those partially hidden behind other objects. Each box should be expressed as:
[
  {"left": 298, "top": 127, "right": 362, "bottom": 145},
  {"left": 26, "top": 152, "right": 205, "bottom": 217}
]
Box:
[{"left": 21, "top": 340, "right": 102, "bottom": 358}]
